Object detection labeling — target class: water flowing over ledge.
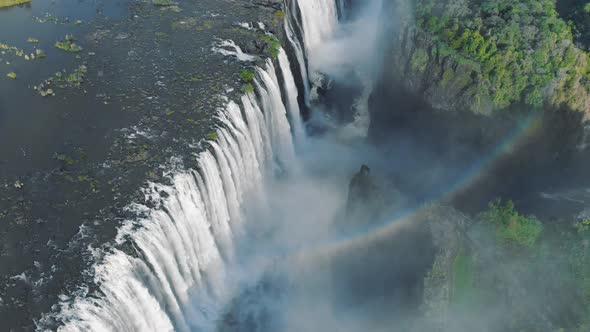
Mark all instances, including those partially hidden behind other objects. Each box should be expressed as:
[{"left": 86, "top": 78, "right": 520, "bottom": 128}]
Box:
[
  {"left": 40, "top": 1, "right": 342, "bottom": 330},
  {"left": 46, "top": 57, "right": 302, "bottom": 332}
]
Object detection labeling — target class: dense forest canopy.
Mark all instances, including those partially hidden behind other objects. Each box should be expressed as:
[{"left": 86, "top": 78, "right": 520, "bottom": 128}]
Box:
[{"left": 413, "top": 0, "right": 590, "bottom": 112}]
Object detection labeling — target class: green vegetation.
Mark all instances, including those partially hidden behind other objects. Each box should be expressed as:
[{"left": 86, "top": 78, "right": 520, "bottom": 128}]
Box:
[
  {"left": 483, "top": 199, "right": 543, "bottom": 248},
  {"left": 152, "top": 0, "right": 177, "bottom": 6},
  {"left": 53, "top": 65, "right": 88, "bottom": 88},
  {"left": 6, "top": 72, "right": 16, "bottom": 79},
  {"left": 260, "top": 34, "right": 281, "bottom": 58},
  {"left": 0, "top": 0, "right": 30, "bottom": 9},
  {"left": 242, "top": 83, "right": 254, "bottom": 93},
  {"left": 569, "top": 219, "right": 590, "bottom": 298},
  {"left": 424, "top": 201, "right": 590, "bottom": 330},
  {"left": 452, "top": 249, "right": 475, "bottom": 305},
  {"left": 415, "top": 0, "right": 590, "bottom": 111},
  {"left": 55, "top": 35, "right": 82, "bottom": 52},
  {"left": 35, "top": 65, "right": 87, "bottom": 96},
  {"left": 239, "top": 68, "right": 255, "bottom": 82},
  {"left": 411, "top": 48, "right": 429, "bottom": 73},
  {"left": 207, "top": 131, "right": 218, "bottom": 140},
  {"left": 0, "top": 41, "right": 44, "bottom": 61},
  {"left": 559, "top": 0, "right": 590, "bottom": 51},
  {"left": 274, "top": 10, "right": 286, "bottom": 19}
]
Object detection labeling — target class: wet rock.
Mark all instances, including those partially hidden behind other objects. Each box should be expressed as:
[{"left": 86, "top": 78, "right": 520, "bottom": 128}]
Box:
[
  {"left": 243, "top": 40, "right": 258, "bottom": 54},
  {"left": 345, "top": 164, "right": 385, "bottom": 227}
]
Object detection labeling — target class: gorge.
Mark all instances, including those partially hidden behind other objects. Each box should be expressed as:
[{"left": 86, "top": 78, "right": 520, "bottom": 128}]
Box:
[{"left": 1, "top": 0, "right": 590, "bottom": 331}]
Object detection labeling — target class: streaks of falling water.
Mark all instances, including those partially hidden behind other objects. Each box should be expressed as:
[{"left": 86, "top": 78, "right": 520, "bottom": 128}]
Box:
[
  {"left": 256, "top": 59, "right": 298, "bottom": 174},
  {"left": 278, "top": 48, "right": 306, "bottom": 144},
  {"left": 52, "top": 52, "right": 303, "bottom": 331},
  {"left": 294, "top": 0, "right": 339, "bottom": 75},
  {"left": 284, "top": 0, "right": 311, "bottom": 106}
]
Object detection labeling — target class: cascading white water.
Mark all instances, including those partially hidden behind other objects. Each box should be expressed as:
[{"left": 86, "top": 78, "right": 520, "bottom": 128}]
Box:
[
  {"left": 294, "top": 0, "right": 339, "bottom": 75},
  {"left": 283, "top": 1, "right": 311, "bottom": 105},
  {"left": 256, "top": 59, "right": 298, "bottom": 174},
  {"left": 51, "top": 50, "right": 302, "bottom": 331},
  {"left": 278, "top": 48, "right": 305, "bottom": 144}
]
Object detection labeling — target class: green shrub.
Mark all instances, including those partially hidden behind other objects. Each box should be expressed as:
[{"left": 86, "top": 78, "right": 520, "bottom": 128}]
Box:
[
  {"left": 260, "top": 35, "right": 281, "bottom": 58},
  {"left": 484, "top": 199, "right": 543, "bottom": 248},
  {"left": 242, "top": 83, "right": 254, "bottom": 93},
  {"left": 207, "top": 131, "right": 218, "bottom": 140},
  {"left": 239, "top": 68, "right": 255, "bottom": 82}
]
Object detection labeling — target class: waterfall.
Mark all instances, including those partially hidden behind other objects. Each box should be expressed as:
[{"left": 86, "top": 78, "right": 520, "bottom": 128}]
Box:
[
  {"left": 51, "top": 52, "right": 301, "bottom": 331},
  {"left": 256, "top": 59, "right": 298, "bottom": 174},
  {"left": 278, "top": 48, "right": 305, "bottom": 144},
  {"left": 294, "top": 0, "right": 339, "bottom": 75},
  {"left": 283, "top": 1, "right": 310, "bottom": 105},
  {"left": 42, "top": 0, "right": 341, "bottom": 326}
]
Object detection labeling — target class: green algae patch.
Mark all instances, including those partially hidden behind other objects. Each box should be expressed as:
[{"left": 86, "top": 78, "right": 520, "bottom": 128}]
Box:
[
  {"left": 6, "top": 72, "right": 16, "bottom": 79},
  {"left": 0, "top": 0, "right": 31, "bottom": 9}
]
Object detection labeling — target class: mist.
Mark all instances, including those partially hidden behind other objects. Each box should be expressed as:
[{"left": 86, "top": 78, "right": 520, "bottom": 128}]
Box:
[
  {"left": 213, "top": 1, "right": 589, "bottom": 331},
  {"left": 211, "top": 3, "right": 438, "bottom": 329}
]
